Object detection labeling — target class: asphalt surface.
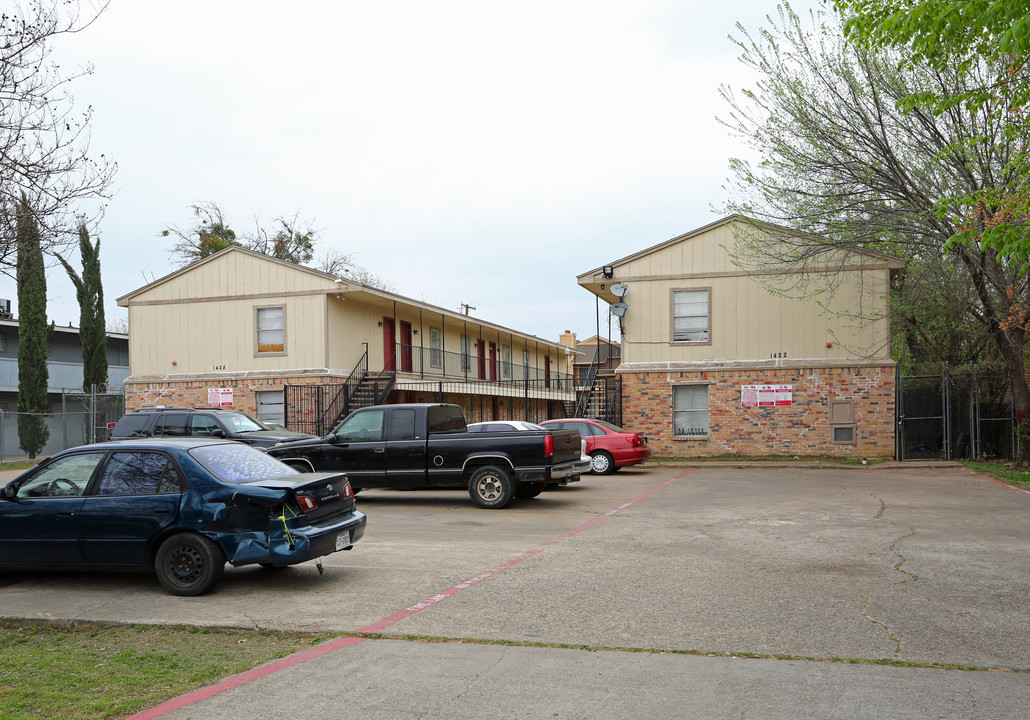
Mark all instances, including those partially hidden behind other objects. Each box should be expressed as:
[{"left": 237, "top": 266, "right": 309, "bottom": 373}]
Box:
[{"left": 1, "top": 464, "right": 1028, "bottom": 719}]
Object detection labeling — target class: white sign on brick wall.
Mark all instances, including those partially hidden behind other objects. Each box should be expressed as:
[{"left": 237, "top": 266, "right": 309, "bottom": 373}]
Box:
[
  {"left": 208, "top": 387, "right": 233, "bottom": 407},
  {"left": 741, "top": 384, "right": 792, "bottom": 407}
]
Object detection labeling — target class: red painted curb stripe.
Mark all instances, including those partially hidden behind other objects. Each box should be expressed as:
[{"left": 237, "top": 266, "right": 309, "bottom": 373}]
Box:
[
  {"left": 126, "top": 472, "right": 686, "bottom": 719},
  {"left": 961, "top": 467, "right": 1030, "bottom": 495}
]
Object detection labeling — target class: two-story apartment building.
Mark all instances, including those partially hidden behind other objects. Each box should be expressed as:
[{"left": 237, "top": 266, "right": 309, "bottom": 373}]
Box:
[
  {"left": 116, "top": 247, "right": 575, "bottom": 432},
  {"left": 578, "top": 216, "right": 903, "bottom": 458},
  {"left": 0, "top": 317, "right": 130, "bottom": 456}
]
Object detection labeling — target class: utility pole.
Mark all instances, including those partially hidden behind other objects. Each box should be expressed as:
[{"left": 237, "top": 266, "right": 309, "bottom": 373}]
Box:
[{"left": 460, "top": 302, "right": 476, "bottom": 316}]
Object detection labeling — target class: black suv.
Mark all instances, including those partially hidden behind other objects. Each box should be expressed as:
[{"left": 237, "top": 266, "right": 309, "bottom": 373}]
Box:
[{"left": 108, "top": 408, "right": 316, "bottom": 448}]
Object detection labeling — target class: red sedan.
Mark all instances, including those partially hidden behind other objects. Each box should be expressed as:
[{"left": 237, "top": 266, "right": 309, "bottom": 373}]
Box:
[{"left": 540, "top": 418, "right": 651, "bottom": 475}]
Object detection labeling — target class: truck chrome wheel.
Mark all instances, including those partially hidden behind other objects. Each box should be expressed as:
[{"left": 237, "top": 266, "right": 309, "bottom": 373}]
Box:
[{"left": 468, "top": 465, "right": 514, "bottom": 509}]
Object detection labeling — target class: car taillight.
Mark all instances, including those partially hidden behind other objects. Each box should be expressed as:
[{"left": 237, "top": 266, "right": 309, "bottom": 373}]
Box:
[
  {"left": 342, "top": 482, "right": 354, "bottom": 499},
  {"left": 296, "top": 495, "right": 318, "bottom": 511},
  {"left": 544, "top": 433, "right": 554, "bottom": 457}
]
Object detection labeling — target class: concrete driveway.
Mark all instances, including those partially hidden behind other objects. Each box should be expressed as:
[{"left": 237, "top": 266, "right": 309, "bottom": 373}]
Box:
[{"left": 1, "top": 465, "right": 1028, "bottom": 718}]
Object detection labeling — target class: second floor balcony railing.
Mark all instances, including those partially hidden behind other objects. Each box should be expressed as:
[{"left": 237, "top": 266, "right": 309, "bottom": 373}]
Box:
[{"left": 386, "top": 343, "right": 574, "bottom": 391}]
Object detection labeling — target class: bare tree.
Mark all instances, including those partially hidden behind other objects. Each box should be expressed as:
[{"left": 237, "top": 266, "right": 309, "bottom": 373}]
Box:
[
  {"left": 162, "top": 201, "right": 395, "bottom": 290},
  {"left": 160, "top": 201, "right": 240, "bottom": 264},
  {"left": 0, "top": 1, "right": 116, "bottom": 275},
  {"left": 720, "top": 5, "right": 1030, "bottom": 421}
]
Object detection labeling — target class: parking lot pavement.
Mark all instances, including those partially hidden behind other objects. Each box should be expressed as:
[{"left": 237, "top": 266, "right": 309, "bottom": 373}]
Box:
[{"left": 3, "top": 466, "right": 1029, "bottom": 718}]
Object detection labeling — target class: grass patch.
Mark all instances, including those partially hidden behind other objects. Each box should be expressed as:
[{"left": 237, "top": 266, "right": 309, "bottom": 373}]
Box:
[
  {"left": 0, "top": 620, "right": 334, "bottom": 719},
  {"left": 962, "top": 461, "right": 1030, "bottom": 492},
  {"left": 0, "top": 461, "right": 37, "bottom": 472}
]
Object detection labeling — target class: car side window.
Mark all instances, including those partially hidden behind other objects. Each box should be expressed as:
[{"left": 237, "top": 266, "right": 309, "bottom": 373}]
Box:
[
  {"left": 190, "top": 415, "right": 222, "bottom": 437},
  {"left": 336, "top": 410, "right": 385, "bottom": 442},
  {"left": 388, "top": 409, "right": 416, "bottom": 441},
  {"left": 566, "top": 421, "right": 598, "bottom": 437},
  {"left": 96, "top": 452, "right": 184, "bottom": 496},
  {"left": 16, "top": 452, "right": 107, "bottom": 498},
  {"left": 154, "top": 413, "right": 189, "bottom": 437}
]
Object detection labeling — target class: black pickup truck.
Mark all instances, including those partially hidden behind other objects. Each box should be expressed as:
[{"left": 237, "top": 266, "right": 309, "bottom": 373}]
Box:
[{"left": 266, "top": 403, "right": 582, "bottom": 509}]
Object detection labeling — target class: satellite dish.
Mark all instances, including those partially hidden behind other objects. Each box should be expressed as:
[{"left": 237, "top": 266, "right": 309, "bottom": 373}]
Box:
[
  {"left": 611, "top": 283, "right": 628, "bottom": 298},
  {"left": 611, "top": 303, "right": 628, "bottom": 317}
]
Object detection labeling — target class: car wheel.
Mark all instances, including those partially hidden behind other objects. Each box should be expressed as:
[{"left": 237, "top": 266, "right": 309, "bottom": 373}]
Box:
[
  {"left": 155, "top": 533, "right": 225, "bottom": 596},
  {"left": 514, "top": 482, "right": 544, "bottom": 500},
  {"left": 468, "top": 465, "right": 514, "bottom": 509},
  {"left": 589, "top": 450, "right": 615, "bottom": 475}
]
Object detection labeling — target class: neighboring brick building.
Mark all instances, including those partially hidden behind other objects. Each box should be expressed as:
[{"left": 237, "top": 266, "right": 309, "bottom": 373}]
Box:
[{"left": 579, "top": 216, "right": 902, "bottom": 459}]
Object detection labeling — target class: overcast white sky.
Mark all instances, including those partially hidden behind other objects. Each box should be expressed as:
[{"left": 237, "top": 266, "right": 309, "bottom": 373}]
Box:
[{"left": 5, "top": 0, "right": 821, "bottom": 344}]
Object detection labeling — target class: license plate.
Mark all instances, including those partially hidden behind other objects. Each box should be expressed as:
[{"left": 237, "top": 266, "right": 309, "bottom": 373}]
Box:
[{"left": 335, "top": 532, "right": 352, "bottom": 551}]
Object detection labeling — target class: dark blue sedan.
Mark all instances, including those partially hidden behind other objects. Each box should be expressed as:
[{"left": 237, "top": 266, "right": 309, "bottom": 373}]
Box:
[{"left": 0, "top": 439, "right": 367, "bottom": 595}]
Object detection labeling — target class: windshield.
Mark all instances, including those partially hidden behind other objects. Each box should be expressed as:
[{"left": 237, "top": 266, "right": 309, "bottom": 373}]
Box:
[
  {"left": 218, "top": 412, "right": 268, "bottom": 433},
  {"left": 190, "top": 443, "right": 297, "bottom": 484}
]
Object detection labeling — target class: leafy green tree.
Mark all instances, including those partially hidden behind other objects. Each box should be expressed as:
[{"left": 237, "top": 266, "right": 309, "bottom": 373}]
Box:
[
  {"left": 57, "top": 222, "right": 108, "bottom": 393},
  {"left": 720, "top": 5, "right": 1030, "bottom": 423},
  {"left": 15, "top": 195, "right": 51, "bottom": 458},
  {"left": 832, "top": 0, "right": 1030, "bottom": 265}
]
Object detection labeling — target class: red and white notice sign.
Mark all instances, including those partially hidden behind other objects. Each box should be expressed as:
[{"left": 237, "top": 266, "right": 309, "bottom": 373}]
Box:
[
  {"left": 741, "top": 384, "right": 792, "bottom": 407},
  {"left": 208, "top": 387, "right": 233, "bottom": 407}
]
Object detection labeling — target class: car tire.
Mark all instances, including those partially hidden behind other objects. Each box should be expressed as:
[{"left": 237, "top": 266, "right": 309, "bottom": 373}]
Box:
[
  {"left": 155, "top": 533, "right": 225, "bottom": 596},
  {"left": 589, "top": 450, "right": 615, "bottom": 475},
  {"left": 514, "top": 482, "right": 544, "bottom": 500},
  {"left": 468, "top": 465, "right": 515, "bottom": 509}
]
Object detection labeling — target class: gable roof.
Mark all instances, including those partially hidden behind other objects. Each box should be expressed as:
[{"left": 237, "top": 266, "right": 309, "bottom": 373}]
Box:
[
  {"left": 116, "top": 246, "right": 567, "bottom": 350},
  {"left": 577, "top": 214, "right": 905, "bottom": 302}
]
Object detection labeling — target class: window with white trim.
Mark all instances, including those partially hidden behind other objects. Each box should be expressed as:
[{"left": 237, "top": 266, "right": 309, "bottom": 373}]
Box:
[
  {"left": 430, "top": 328, "right": 443, "bottom": 368},
  {"left": 501, "top": 345, "right": 511, "bottom": 378},
  {"left": 256, "top": 306, "right": 285, "bottom": 355},
  {"left": 672, "top": 289, "right": 709, "bottom": 343},
  {"left": 673, "top": 384, "right": 709, "bottom": 437}
]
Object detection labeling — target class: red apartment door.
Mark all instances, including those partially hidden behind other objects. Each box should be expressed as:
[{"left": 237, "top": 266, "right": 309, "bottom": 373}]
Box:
[
  {"left": 383, "top": 317, "right": 396, "bottom": 371},
  {"left": 400, "top": 321, "right": 413, "bottom": 373},
  {"left": 489, "top": 342, "right": 497, "bottom": 381},
  {"left": 476, "top": 340, "right": 486, "bottom": 379}
]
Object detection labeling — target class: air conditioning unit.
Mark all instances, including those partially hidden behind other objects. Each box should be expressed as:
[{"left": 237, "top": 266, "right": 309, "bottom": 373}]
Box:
[{"left": 0, "top": 299, "right": 10, "bottom": 318}]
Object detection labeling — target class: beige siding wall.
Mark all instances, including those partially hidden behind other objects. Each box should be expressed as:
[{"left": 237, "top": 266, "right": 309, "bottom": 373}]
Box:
[
  {"left": 124, "top": 249, "right": 567, "bottom": 381},
  {"left": 614, "top": 225, "right": 891, "bottom": 365},
  {"left": 125, "top": 252, "right": 335, "bottom": 376},
  {"left": 127, "top": 292, "right": 329, "bottom": 375}
]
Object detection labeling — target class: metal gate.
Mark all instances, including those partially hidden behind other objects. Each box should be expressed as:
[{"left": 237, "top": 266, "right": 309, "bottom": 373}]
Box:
[{"left": 897, "top": 371, "right": 1014, "bottom": 461}]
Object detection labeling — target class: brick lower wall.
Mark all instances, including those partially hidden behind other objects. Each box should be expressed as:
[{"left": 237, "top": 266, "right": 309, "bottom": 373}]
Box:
[
  {"left": 623, "top": 365, "right": 896, "bottom": 458},
  {"left": 124, "top": 374, "right": 342, "bottom": 416}
]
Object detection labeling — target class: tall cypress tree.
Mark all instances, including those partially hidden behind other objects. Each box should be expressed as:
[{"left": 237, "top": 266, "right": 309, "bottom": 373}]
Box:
[
  {"left": 16, "top": 194, "right": 50, "bottom": 458},
  {"left": 57, "top": 222, "right": 107, "bottom": 393}
]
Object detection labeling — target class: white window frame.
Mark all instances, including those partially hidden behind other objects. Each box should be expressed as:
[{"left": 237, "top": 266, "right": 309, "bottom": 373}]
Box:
[
  {"left": 671, "top": 288, "right": 711, "bottom": 344},
  {"left": 501, "top": 345, "right": 511, "bottom": 378},
  {"left": 673, "top": 383, "right": 710, "bottom": 438},
  {"left": 255, "top": 305, "right": 286, "bottom": 356},
  {"left": 430, "top": 328, "right": 443, "bottom": 368}
]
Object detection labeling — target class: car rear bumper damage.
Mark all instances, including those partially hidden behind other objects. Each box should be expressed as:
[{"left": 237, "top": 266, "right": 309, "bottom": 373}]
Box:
[{"left": 218, "top": 510, "right": 367, "bottom": 567}]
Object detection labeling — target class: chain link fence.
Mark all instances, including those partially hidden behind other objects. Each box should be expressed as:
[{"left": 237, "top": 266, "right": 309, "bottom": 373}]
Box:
[{"left": 0, "top": 389, "right": 124, "bottom": 462}]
